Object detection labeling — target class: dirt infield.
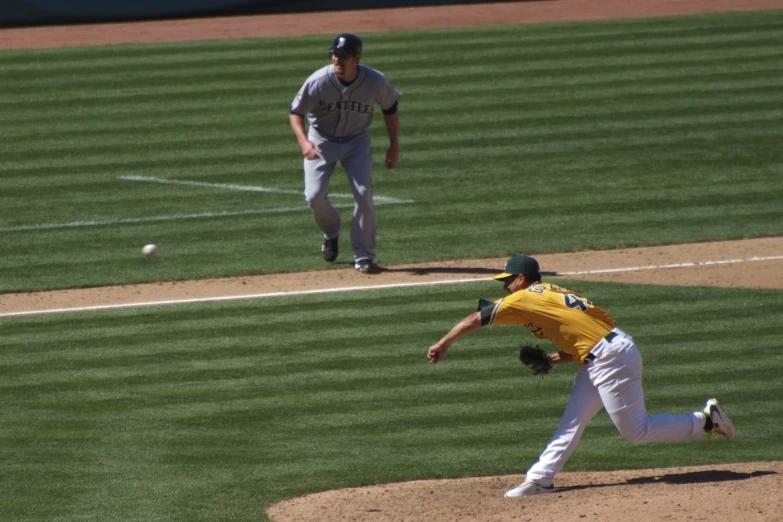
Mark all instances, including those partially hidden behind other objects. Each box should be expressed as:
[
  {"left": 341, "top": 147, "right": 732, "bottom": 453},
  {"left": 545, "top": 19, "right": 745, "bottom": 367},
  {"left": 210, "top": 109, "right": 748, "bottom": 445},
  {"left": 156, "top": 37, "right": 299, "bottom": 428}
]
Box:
[
  {"left": 267, "top": 462, "right": 783, "bottom": 522},
  {"left": 3, "top": 237, "right": 782, "bottom": 315},
  {"left": 2, "top": 1, "right": 782, "bottom": 521}
]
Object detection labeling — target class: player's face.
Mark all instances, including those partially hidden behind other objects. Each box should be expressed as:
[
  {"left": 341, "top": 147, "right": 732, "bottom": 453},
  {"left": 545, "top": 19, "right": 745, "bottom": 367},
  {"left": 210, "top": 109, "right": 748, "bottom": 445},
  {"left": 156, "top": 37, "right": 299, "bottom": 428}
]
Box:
[
  {"left": 331, "top": 52, "right": 360, "bottom": 80},
  {"left": 502, "top": 275, "right": 526, "bottom": 294}
]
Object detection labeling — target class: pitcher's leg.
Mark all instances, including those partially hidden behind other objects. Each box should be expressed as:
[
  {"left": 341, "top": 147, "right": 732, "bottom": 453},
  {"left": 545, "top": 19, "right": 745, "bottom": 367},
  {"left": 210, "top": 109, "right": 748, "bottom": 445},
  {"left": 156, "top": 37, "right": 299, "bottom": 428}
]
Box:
[
  {"left": 525, "top": 369, "right": 604, "bottom": 486},
  {"left": 593, "top": 342, "right": 704, "bottom": 444},
  {"left": 304, "top": 157, "right": 341, "bottom": 239},
  {"left": 341, "top": 140, "right": 375, "bottom": 262}
]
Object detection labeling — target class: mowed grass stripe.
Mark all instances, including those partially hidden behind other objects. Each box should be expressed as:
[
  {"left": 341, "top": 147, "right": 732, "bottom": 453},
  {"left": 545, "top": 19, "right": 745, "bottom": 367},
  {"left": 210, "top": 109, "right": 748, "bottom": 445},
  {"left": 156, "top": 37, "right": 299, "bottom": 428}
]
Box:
[
  {"left": 5, "top": 114, "right": 782, "bottom": 165},
  {"left": 2, "top": 175, "right": 776, "bottom": 240},
  {"left": 4, "top": 48, "right": 782, "bottom": 107},
  {"left": 371, "top": 15, "right": 783, "bottom": 50},
  {"left": 3, "top": 85, "right": 781, "bottom": 139},
  {"left": 4, "top": 69, "right": 781, "bottom": 122},
  {"left": 0, "top": 138, "right": 773, "bottom": 192},
  {"left": 5, "top": 85, "right": 781, "bottom": 145},
  {"left": 0, "top": 39, "right": 326, "bottom": 71},
  {"left": 5, "top": 78, "right": 781, "bottom": 137},
  {"left": 7, "top": 105, "right": 783, "bottom": 158},
  {"left": 409, "top": 74, "right": 783, "bottom": 97},
  {"left": 4, "top": 36, "right": 782, "bottom": 94},
  {"left": 1, "top": 281, "right": 780, "bottom": 521},
  {"left": 4, "top": 47, "right": 781, "bottom": 94},
  {"left": 4, "top": 102, "right": 783, "bottom": 164},
  {"left": 9, "top": 79, "right": 778, "bottom": 125}
]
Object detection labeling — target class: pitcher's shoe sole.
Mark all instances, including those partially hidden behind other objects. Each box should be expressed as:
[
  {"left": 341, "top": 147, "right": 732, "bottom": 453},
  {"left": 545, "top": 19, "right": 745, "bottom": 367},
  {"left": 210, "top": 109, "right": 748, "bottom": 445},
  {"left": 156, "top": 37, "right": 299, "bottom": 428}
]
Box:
[
  {"left": 504, "top": 481, "right": 556, "bottom": 497},
  {"left": 704, "top": 398, "right": 736, "bottom": 440}
]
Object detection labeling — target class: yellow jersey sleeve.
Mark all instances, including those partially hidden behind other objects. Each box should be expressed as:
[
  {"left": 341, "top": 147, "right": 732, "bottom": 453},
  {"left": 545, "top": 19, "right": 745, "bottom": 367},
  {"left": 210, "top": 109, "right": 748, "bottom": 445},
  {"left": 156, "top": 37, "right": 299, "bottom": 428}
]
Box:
[{"left": 480, "top": 283, "right": 616, "bottom": 363}]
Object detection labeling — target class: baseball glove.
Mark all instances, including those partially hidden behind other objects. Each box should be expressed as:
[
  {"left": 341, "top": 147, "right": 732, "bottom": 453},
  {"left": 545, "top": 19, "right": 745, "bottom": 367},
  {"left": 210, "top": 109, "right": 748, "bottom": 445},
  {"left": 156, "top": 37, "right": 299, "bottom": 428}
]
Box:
[{"left": 519, "top": 345, "right": 552, "bottom": 376}]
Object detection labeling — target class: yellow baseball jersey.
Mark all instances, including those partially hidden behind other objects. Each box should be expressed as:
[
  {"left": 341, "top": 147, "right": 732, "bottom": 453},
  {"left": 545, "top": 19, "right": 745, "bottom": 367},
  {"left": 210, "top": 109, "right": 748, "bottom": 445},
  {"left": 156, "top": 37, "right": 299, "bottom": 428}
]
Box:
[{"left": 478, "top": 282, "right": 616, "bottom": 364}]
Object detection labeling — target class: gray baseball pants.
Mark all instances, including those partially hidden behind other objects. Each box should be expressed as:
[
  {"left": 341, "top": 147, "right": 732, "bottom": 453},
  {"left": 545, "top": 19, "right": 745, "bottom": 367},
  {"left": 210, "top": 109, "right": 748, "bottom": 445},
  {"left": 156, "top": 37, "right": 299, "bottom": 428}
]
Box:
[{"left": 304, "top": 131, "right": 375, "bottom": 262}]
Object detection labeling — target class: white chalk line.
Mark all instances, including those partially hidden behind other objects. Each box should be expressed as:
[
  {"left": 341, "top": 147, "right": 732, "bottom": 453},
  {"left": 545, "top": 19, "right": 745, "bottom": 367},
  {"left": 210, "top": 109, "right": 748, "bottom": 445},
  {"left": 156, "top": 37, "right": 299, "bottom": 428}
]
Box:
[
  {"left": 0, "top": 176, "right": 413, "bottom": 233},
  {"left": 119, "top": 175, "right": 414, "bottom": 204},
  {"left": 556, "top": 255, "right": 783, "bottom": 275},
  {"left": 1, "top": 205, "right": 351, "bottom": 232},
  {"left": 1, "top": 255, "right": 780, "bottom": 318}
]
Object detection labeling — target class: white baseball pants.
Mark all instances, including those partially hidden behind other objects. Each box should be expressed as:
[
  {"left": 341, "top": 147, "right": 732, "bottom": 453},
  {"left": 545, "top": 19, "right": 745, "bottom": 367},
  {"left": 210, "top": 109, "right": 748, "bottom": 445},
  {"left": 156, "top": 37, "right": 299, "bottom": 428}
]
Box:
[
  {"left": 525, "top": 328, "right": 705, "bottom": 486},
  {"left": 303, "top": 131, "right": 375, "bottom": 262}
]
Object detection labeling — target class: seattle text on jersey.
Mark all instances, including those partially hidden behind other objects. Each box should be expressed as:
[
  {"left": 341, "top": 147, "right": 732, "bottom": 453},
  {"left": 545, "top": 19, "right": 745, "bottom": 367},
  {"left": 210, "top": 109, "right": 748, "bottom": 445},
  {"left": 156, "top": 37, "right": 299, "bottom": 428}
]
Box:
[{"left": 319, "top": 100, "right": 373, "bottom": 114}]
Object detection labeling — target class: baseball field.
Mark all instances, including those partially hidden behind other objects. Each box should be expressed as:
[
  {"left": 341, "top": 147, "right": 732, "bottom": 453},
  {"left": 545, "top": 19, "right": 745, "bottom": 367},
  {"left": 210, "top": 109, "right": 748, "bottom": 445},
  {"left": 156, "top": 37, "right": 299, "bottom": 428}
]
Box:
[{"left": 1, "top": 1, "right": 782, "bottom": 521}]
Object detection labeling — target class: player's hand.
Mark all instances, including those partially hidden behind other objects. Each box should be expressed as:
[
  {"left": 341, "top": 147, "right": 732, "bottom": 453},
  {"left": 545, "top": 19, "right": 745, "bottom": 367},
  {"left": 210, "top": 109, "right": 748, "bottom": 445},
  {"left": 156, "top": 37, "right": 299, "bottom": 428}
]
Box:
[
  {"left": 302, "top": 141, "right": 322, "bottom": 161},
  {"left": 385, "top": 145, "right": 399, "bottom": 169},
  {"left": 427, "top": 342, "right": 449, "bottom": 364}
]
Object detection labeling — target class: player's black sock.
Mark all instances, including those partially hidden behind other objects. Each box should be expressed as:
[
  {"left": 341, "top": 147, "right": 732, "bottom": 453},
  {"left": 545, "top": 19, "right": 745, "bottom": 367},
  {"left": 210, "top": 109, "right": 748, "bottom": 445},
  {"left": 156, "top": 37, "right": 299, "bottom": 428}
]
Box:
[{"left": 703, "top": 415, "right": 714, "bottom": 432}]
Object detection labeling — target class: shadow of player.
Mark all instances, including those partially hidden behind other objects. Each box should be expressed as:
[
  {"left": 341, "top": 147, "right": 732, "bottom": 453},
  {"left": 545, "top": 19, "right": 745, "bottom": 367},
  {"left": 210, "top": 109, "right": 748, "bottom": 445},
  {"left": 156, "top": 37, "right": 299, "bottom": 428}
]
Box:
[
  {"left": 557, "top": 469, "right": 777, "bottom": 493},
  {"left": 625, "top": 469, "right": 777, "bottom": 485}
]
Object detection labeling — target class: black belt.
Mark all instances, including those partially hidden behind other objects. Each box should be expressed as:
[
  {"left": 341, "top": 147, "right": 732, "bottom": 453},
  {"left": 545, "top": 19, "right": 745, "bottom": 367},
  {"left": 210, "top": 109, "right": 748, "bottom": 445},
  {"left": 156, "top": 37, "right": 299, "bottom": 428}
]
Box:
[{"left": 585, "top": 332, "right": 618, "bottom": 363}]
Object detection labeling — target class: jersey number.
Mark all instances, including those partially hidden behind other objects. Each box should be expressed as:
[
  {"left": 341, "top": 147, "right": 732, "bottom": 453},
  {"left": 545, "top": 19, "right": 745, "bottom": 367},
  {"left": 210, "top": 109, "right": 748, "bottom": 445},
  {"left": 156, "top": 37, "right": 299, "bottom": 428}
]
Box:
[{"left": 564, "top": 294, "right": 591, "bottom": 311}]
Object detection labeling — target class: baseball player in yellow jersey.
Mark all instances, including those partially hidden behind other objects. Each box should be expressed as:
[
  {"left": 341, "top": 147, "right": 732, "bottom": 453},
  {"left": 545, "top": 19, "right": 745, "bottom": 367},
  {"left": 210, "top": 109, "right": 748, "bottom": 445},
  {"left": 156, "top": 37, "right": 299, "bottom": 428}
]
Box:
[{"left": 427, "top": 255, "right": 737, "bottom": 497}]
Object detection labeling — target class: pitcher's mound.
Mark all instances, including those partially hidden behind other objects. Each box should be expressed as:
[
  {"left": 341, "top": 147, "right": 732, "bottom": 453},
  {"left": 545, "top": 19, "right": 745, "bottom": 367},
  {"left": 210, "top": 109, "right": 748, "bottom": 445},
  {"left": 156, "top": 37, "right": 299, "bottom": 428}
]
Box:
[{"left": 267, "top": 461, "right": 782, "bottom": 522}]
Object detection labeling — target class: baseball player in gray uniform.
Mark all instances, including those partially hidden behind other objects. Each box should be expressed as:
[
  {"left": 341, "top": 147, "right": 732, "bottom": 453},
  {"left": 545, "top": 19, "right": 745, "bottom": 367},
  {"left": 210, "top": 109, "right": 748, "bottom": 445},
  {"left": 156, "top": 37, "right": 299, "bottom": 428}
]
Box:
[{"left": 289, "top": 33, "right": 402, "bottom": 274}]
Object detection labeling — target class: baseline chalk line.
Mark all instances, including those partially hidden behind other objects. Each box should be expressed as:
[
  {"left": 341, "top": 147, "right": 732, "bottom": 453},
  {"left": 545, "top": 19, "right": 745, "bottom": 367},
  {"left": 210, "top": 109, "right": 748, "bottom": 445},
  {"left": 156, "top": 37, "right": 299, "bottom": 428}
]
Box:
[
  {"left": 555, "top": 255, "right": 783, "bottom": 276},
  {"left": 1, "top": 255, "right": 780, "bottom": 318}
]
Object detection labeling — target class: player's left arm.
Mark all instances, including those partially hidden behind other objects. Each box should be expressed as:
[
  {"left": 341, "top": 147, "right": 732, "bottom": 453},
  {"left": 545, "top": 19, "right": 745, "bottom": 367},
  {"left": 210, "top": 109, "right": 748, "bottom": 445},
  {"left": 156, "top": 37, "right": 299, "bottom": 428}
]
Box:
[
  {"left": 382, "top": 103, "right": 399, "bottom": 169},
  {"left": 549, "top": 351, "right": 574, "bottom": 365}
]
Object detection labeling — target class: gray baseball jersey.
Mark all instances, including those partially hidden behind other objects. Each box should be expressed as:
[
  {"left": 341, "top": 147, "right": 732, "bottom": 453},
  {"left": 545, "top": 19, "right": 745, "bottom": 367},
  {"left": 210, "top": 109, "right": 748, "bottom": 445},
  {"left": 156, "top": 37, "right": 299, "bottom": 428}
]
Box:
[{"left": 291, "top": 64, "right": 402, "bottom": 141}]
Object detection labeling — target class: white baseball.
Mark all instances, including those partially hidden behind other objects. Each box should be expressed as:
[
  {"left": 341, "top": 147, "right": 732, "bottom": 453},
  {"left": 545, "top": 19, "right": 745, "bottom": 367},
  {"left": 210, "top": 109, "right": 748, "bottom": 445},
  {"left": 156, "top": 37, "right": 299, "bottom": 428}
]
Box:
[{"left": 142, "top": 244, "right": 158, "bottom": 256}]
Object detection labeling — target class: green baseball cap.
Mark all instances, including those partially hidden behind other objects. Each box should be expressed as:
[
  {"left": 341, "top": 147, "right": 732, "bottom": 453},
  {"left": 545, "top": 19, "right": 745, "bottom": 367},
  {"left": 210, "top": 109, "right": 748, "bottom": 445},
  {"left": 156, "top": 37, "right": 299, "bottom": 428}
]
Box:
[{"left": 493, "top": 255, "right": 541, "bottom": 280}]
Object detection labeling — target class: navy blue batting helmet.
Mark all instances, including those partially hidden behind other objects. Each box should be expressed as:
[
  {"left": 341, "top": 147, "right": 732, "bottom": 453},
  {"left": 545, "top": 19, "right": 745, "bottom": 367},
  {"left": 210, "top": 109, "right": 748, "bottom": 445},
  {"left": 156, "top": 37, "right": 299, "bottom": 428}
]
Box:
[{"left": 329, "top": 33, "right": 362, "bottom": 56}]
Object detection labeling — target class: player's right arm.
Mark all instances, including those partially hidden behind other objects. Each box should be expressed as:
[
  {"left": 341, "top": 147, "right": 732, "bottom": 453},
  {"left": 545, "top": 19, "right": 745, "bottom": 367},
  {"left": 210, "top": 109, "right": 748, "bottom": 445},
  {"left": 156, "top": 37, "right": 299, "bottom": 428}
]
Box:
[
  {"left": 289, "top": 75, "right": 323, "bottom": 160},
  {"left": 288, "top": 112, "right": 321, "bottom": 160},
  {"left": 427, "top": 311, "right": 482, "bottom": 364}
]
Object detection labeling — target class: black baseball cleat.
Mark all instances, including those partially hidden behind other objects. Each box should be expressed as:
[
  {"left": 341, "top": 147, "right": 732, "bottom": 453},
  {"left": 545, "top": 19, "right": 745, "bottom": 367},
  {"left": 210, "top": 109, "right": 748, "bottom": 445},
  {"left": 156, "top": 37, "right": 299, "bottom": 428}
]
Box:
[
  {"left": 354, "top": 258, "right": 380, "bottom": 274},
  {"left": 322, "top": 237, "right": 338, "bottom": 262}
]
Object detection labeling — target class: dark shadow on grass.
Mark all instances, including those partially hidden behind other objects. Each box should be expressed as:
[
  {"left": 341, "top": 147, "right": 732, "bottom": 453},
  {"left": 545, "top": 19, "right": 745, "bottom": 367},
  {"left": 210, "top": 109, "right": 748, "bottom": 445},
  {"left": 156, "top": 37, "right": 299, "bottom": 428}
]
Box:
[{"left": 557, "top": 470, "right": 777, "bottom": 493}]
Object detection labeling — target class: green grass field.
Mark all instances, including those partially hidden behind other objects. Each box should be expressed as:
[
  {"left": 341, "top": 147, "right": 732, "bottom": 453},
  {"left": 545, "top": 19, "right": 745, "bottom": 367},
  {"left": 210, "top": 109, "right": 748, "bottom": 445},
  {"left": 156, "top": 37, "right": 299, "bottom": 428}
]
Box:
[
  {"left": 2, "top": 10, "right": 782, "bottom": 292},
  {"left": 2, "top": 281, "right": 781, "bottom": 521},
  {"left": 1, "top": 9, "right": 782, "bottom": 522}
]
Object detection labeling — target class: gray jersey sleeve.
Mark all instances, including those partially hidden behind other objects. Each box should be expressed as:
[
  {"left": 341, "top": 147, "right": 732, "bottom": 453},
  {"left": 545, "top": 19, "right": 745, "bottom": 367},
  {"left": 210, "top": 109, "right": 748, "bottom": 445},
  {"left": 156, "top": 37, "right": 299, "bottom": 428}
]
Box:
[
  {"left": 291, "top": 65, "right": 402, "bottom": 141},
  {"left": 290, "top": 65, "right": 329, "bottom": 117},
  {"left": 375, "top": 70, "right": 403, "bottom": 112}
]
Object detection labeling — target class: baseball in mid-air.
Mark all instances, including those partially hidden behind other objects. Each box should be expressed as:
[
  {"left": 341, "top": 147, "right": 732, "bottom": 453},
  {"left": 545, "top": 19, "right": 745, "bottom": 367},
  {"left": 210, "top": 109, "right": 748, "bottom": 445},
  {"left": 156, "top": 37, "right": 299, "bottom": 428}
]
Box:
[{"left": 142, "top": 244, "right": 158, "bottom": 257}]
